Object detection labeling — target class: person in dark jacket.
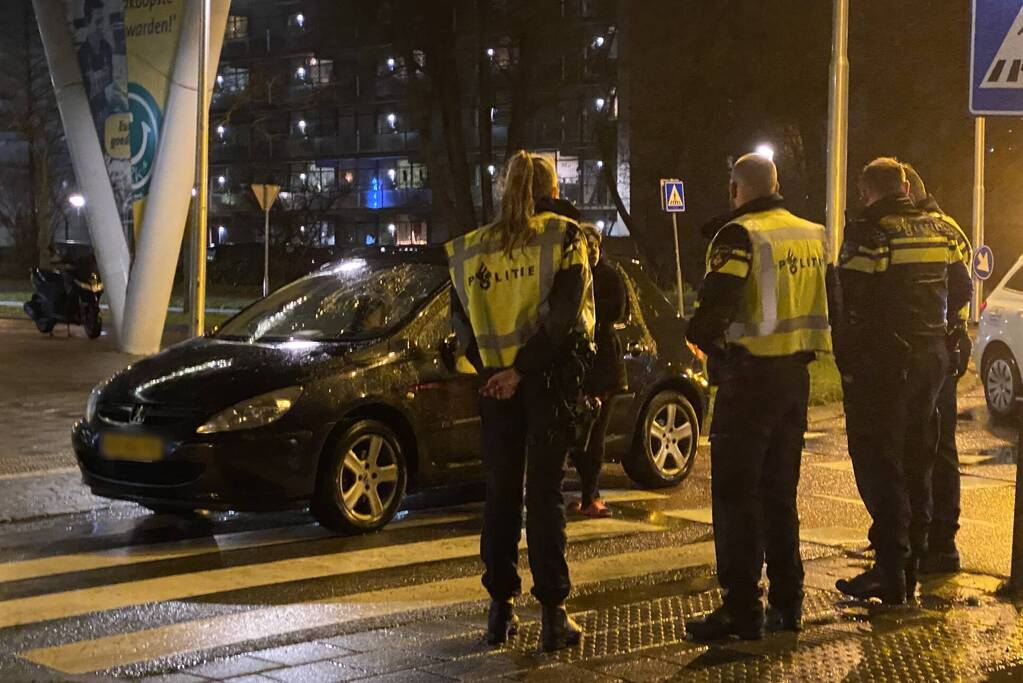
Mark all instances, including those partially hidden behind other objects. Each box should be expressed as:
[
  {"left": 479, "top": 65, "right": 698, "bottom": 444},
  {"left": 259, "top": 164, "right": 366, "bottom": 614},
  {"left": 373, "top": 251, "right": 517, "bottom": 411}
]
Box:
[
  {"left": 904, "top": 163, "right": 973, "bottom": 574},
  {"left": 834, "top": 158, "right": 972, "bottom": 604},
  {"left": 569, "top": 223, "right": 628, "bottom": 518}
]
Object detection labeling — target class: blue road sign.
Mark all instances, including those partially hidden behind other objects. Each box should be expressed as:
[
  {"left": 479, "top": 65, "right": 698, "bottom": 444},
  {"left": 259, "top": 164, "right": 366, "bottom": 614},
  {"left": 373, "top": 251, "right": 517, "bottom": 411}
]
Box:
[
  {"left": 974, "top": 245, "right": 995, "bottom": 281},
  {"left": 971, "top": 0, "right": 1023, "bottom": 115},
  {"left": 660, "top": 179, "right": 686, "bottom": 213}
]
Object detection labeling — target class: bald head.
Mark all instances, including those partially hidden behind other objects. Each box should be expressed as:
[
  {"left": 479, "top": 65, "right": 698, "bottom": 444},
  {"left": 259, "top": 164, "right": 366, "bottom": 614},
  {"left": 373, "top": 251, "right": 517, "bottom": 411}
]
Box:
[
  {"left": 902, "top": 163, "right": 927, "bottom": 205},
  {"left": 730, "top": 153, "right": 779, "bottom": 209}
]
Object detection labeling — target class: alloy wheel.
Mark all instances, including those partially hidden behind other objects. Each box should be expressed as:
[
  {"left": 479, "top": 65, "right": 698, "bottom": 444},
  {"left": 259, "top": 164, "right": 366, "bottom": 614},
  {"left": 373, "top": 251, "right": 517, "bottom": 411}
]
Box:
[
  {"left": 987, "top": 358, "right": 1016, "bottom": 413},
  {"left": 648, "top": 402, "right": 694, "bottom": 477},
  {"left": 337, "top": 434, "right": 400, "bottom": 523}
]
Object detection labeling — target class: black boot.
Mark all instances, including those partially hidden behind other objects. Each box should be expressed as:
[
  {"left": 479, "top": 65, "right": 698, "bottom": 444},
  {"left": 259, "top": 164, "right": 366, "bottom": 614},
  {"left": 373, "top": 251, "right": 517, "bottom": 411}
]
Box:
[
  {"left": 540, "top": 604, "right": 582, "bottom": 652},
  {"left": 486, "top": 600, "right": 519, "bottom": 645},
  {"left": 835, "top": 565, "right": 906, "bottom": 605},
  {"left": 766, "top": 603, "right": 802, "bottom": 633},
  {"left": 686, "top": 605, "right": 764, "bottom": 642},
  {"left": 919, "top": 543, "right": 961, "bottom": 574}
]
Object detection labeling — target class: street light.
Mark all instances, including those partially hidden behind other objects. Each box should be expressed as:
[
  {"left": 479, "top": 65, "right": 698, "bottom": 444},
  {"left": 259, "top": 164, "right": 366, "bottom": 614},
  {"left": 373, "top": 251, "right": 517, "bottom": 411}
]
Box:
[
  {"left": 755, "top": 144, "right": 775, "bottom": 162},
  {"left": 68, "top": 193, "right": 85, "bottom": 209},
  {"left": 386, "top": 113, "right": 397, "bottom": 129},
  {"left": 487, "top": 164, "right": 496, "bottom": 176},
  {"left": 594, "top": 97, "right": 606, "bottom": 110}
]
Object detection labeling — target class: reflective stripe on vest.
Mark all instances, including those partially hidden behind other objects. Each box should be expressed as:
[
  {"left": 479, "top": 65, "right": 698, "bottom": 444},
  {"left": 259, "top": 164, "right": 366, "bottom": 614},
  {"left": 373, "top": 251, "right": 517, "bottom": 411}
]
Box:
[
  {"left": 446, "top": 213, "right": 592, "bottom": 368},
  {"left": 721, "top": 208, "right": 833, "bottom": 357},
  {"left": 929, "top": 211, "right": 973, "bottom": 322}
]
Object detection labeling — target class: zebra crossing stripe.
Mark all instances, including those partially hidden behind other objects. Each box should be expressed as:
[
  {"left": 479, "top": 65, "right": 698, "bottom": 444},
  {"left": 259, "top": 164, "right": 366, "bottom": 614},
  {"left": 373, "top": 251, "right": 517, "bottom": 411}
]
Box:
[
  {"left": 21, "top": 541, "right": 717, "bottom": 674},
  {"left": 0, "top": 518, "right": 659, "bottom": 630}
]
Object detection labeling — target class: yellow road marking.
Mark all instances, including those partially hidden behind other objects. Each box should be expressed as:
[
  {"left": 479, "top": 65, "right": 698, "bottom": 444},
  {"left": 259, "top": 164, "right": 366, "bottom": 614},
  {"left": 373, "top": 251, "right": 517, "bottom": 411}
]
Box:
[{"left": 22, "top": 542, "right": 716, "bottom": 674}]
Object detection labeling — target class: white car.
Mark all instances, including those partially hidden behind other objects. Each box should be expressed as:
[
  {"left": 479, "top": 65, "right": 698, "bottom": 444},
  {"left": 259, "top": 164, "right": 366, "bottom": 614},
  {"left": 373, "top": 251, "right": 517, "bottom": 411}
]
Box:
[{"left": 975, "top": 253, "right": 1023, "bottom": 420}]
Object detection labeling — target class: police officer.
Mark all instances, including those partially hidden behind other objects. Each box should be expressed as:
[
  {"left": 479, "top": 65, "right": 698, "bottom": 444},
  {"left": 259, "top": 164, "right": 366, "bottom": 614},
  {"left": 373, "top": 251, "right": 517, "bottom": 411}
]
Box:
[
  {"left": 447, "top": 151, "right": 595, "bottom": 651},
  {"left": 685, "top": 153, "right": 832, "bottom": 641},
  {"left": 904, "top": 163, "right": 973, "bottom": 574},
  {"left": 834, "top": 158, "right": 972, "bottom": 603}
]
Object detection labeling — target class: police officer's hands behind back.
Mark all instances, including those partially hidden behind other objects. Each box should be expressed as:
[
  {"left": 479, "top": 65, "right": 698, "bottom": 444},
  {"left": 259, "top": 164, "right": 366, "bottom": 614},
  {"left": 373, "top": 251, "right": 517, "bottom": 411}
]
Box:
[{"left": 482, "top": 368, "right": 522, "bottom": 400}]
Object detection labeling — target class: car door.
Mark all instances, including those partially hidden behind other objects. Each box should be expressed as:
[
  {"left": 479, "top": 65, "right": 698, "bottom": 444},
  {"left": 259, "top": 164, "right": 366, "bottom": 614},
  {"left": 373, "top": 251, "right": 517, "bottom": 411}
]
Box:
[
  {"left": 980, "top": 256, "right": 1023, "bottom": 372},
  {"left": 600, "top": 261, "right": 662, "bottom": 461},
  {"left": 407, "top": 290, "right": 484, "bottom": 474}
]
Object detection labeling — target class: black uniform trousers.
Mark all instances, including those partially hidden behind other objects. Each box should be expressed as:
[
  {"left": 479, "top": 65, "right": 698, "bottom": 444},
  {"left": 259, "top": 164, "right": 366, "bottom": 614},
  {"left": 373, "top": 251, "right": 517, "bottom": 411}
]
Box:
[
  {"left": 710, "top": 355, "right": 809, "bottom": 616},
  {"left": 930, "top": 374, "right": 961, "bottom": 551},
  {"left": 843, "top": 339, "right": 948, "bottom": 569},
  {"left": 479, "top": 371, "right": 573, "bottom": 606}
]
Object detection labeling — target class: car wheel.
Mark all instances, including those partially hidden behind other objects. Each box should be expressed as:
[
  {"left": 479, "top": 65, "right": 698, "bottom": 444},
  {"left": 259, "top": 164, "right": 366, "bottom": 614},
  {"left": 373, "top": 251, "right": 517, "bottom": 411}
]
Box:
[
  {"left": 624, "top": 390, "right": 698, "bottom": 488},
  {"left": 312, "top": 419, "right": 407, "bottom": 533},
  {"left": 984, "top": 348, "right": 1021, "bottom": 422}
]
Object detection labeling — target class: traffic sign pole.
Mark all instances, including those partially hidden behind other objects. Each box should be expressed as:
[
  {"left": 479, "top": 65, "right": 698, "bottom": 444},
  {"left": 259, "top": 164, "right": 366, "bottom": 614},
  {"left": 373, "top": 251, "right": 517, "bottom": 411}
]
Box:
[
  {"left": 671, "top": 213, "right": 684, "bottom": 317},
  {"left": 971, "top": 116, "right": 986, "bottom": 323}
]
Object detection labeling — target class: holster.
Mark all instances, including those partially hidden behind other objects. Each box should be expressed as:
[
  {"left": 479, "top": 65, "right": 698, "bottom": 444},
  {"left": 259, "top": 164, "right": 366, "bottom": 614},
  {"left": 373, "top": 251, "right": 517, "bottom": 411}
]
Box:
[{"left": 546, "top": 333, "right": 598, "bottom": 445}]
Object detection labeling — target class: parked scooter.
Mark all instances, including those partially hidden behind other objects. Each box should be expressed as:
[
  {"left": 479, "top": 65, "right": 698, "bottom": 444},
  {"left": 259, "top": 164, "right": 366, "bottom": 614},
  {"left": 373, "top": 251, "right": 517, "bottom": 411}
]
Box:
[{"left": 23, "top": 254, "right": 104, "bottom": 339}]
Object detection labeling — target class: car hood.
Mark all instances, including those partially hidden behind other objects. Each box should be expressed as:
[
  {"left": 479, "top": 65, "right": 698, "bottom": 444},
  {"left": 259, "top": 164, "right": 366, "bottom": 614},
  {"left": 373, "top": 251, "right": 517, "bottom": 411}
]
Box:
[{"left": 100, "top": 337, "right": 349, "bottom": 411}]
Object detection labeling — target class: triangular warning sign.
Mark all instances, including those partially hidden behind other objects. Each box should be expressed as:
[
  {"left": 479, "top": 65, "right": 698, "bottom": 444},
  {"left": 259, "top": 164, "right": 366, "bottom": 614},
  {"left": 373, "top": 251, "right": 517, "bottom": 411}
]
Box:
[
  {"left": 982, "top": 8, "right": 1023, "bottom": 89},
  {"left": 667, "top": 185, "right": 684, "bottom": 209}
]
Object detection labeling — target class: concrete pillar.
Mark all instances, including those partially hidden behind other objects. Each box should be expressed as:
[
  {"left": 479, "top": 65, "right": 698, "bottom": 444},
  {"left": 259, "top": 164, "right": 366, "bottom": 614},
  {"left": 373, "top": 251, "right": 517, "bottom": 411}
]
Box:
[
  {"left": 33, "top": 0, "right": 131, "bottom": 342},
  {"left": 120, "top": 0, "right": 229, "bottom": 355}
]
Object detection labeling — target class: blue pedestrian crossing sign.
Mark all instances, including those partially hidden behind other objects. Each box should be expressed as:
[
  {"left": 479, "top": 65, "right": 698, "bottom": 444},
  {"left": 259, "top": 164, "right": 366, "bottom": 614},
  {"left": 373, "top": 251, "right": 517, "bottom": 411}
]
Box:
[
  {"left": 971, "top": 0, "right": 1023, "bottom": 115},
  {"left": 974, "top": 245, "right": 995, "bottom": 281},
  {"left": 660, "top": 179, "right": 686, "bottom": 213}
]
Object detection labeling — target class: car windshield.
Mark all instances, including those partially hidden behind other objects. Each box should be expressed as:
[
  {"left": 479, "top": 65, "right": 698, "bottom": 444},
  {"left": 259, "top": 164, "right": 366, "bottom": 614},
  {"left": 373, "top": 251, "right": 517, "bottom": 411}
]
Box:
[{"left": 215, "top": 259, "right": 448, "bottom": 343}]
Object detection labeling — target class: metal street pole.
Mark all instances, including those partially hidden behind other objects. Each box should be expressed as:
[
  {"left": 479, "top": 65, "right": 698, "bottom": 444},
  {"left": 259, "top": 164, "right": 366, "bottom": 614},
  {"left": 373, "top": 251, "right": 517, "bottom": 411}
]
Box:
[
  {"left": 971, "top": 116, "right": 985, "bottom": 324},
  {"left": 189, "top": 0, "right": 211, "bottom": 337},
  {"left": 263, "top": 207, "right": 270, "bottom": 297},
  {"left": 825, "top": 0, "right": 850, "bottom": 263},
  {"left": 671, "top": 213, "right": 684, "bottom": 317}
]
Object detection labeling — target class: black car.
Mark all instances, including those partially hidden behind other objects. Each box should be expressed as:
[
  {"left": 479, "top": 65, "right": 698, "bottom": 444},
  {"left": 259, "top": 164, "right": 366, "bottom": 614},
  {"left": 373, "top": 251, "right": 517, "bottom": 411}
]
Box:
[{"left": 73, "top": 248, "right": 709, "bottom": 533}]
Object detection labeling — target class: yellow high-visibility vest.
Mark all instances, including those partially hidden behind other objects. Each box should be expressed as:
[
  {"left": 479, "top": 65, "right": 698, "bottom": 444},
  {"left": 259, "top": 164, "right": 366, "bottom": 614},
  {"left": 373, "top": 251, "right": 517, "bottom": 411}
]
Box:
[
  {"left": 719, "top": 208, "right": 833, "bottom": 357},
  {"left": 446, "top": 212, "right": 595, "bottom": 369}
]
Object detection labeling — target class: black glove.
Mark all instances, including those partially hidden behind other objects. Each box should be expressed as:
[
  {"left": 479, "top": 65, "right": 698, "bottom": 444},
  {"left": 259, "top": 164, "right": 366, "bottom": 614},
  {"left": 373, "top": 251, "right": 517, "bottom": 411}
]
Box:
[{"left": 949, "top": 325, "right": 972, "bottom": 379}]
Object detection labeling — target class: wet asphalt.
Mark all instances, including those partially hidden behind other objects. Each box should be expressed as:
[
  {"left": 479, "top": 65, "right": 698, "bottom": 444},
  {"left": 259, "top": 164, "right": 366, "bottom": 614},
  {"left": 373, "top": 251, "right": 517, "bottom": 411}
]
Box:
[{"left": 1, "top": 318, "right": 1022, "bottom": 681}]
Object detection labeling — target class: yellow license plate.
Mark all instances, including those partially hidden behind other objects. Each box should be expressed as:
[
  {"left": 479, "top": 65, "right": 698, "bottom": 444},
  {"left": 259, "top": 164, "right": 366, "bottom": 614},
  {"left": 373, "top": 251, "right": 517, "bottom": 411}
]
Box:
[{"left": 100, "top": 432, "right": 164, "bottom": 462}]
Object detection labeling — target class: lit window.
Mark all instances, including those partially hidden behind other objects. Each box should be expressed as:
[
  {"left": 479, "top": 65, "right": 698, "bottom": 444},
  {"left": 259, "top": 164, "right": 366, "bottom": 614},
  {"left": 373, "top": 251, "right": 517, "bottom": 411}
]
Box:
[
  {"left": 218, "top": 225, "right": 227, "bottom": 242},
  {"left": 225, "top": 15, "right": 248, "bottom": 40},
  {"left": 219, "top": 66, "right": 249, "bottom": 93},
  {"left": 490, "top": 106, "right": 496, "bottom": 123}
]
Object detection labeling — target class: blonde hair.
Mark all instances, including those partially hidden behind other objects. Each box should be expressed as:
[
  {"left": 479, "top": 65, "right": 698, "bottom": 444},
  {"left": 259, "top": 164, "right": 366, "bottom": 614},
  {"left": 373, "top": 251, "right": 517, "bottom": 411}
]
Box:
[{"left": 491, "top": 151, "right": 559, "bottom": 256}]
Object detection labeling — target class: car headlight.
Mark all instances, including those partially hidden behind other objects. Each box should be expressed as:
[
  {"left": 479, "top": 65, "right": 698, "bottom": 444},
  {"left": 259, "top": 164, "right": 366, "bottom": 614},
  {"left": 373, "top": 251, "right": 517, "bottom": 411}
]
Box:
[
  {"left": 196, "top": 386, "right": 303, "bottom": 434},
  {"left": 86, "top": 387, "right": 101, "bottom": 422}
]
